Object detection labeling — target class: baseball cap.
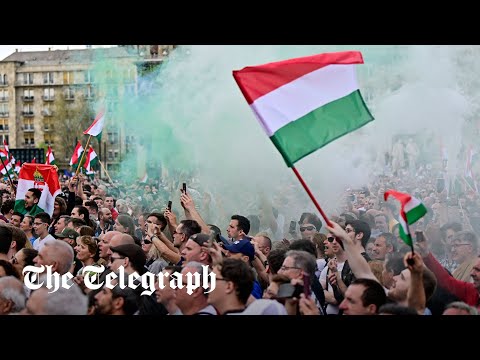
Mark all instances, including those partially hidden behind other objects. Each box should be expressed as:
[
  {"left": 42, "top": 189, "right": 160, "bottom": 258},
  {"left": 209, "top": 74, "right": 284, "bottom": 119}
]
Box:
[
  {"left": 55, "top": 228, "right": 80, "bottom": 240},
  {"left": 223, "top": 239, "right": 255, "bottom": 261},
  {"left": 189, "top": 233, "right": 210, "bottom": 247},
  {"left": 109, "top": 244, "right": 147, "bottom": 273}
]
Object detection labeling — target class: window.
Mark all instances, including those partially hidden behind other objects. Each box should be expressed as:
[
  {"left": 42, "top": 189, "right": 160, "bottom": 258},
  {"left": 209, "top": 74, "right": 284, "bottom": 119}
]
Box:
[
  {"left": 0, "top": 89, "right": 7, "bottom": 101},
  {"left": 108, "top": 150, "right": 113, "bottom": 160},
  {"left": 44, "top": 133, "right": 54, "bottom": 145},
  {"left": 44, "top": 118, "right": 54, "bottom": 130},
  {"left": 23, "top": 73, "right": 33, "bottom": 85},
  {"left": 23, "top": 104, "right": 34, "bottom": 115},
  {"left": 84, "top": 70, "right": 94, "bottom": 83},
  {"left": 43, "top": 72, "right": 54, "bottom": 84},
  {"left": 24, "top": 135, "right": 34, "bottom": 145},
  {"left": 23, "top": 89, "right": 34, "bottom": 100},
  {"left": 0, "top": 74, "right": 7, "bottom": 85},
  {"left": 84, "top": 85, "right": 95, "bottom": 99},
  {"left": 23, "top": 119, "right": 34, "bottom": 131},
  {"left": 114, "top": 150, "right": 119, "bottom": 159},
  {"left": 43, "top": 88, "right": 54, "bottom": 100},
  {"left": 0, "top": 119, "right": 8, "bottom": 131},
  {"left": 0, "top": 103, "right": 7, "bottom": 116},
  {"left": 0, "top": 135, "right": 9, "bottom": 144},
  {"left": 63, "top": 71, "right": 75, "bottom": 84},
  {"left": 107, "top": 132, "right": 118, "bottom": 145},
  {"left": 65, "top": 88, "right": 75, "bottom": 100},
  {"left": 42, "top": 104, "right": 52, "bottom": 116}
]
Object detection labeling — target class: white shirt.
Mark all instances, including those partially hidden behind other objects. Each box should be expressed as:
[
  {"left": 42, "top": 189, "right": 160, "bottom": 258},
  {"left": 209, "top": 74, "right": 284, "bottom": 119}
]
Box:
[{"left": 33, "top": 234, "right": 56, "bottom": 251}]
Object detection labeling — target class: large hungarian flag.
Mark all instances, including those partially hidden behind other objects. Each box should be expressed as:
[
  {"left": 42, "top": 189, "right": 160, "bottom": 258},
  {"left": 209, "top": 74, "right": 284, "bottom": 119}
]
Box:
[
  {"left": 233, "top": 51, "right": 374, "bottom": 167},
  {"left": 84, "top": 146, "right": 98, "bottom": 173},
  {"left": 14, "top": 164, "right": 61, "bottom": 216},
  {"left": 384, "top": 190, "right": 427, "bottom": 247},
  {"left": 70, "top": 141, "right": 84, "bottom": 167},
  {"left": 45, "top": 146, "right": 56, "bottom": 165},
  {"left": 84, "top": 108, "right": 105, "bottom": 139}
]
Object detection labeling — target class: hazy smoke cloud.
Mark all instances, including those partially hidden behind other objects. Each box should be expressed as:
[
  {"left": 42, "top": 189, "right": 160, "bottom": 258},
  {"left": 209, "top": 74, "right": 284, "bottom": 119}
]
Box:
[{"left": 111, "top": 45, "right": 472, "bottom": 227}]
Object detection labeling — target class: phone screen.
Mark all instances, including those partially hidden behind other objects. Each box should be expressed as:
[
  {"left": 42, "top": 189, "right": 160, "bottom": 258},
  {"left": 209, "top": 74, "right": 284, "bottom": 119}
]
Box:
[
  {"left": 289, "top": 220, "right": 296, "bottom": 233},
  {"left": 416, "top": 231, "right": 425, "bottom": 242},
  {"left": 182, "top": 182, "right": 187, "bottom": 193},
  {"left": 167, "top": 201, "right": 172, "bottom": 211}
]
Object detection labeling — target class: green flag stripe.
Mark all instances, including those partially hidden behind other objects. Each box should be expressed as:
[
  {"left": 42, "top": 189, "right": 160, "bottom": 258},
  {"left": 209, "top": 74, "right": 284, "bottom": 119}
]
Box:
[
  {"left": 405, "top": 204, "right": 427, "bottom": 224},
  {"left": 269, "top": 90, "right": 373, "bottom": 167}
]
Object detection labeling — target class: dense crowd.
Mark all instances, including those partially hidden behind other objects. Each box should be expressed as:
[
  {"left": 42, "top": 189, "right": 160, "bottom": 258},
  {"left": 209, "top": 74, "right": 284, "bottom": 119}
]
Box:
[{"left": 0, "top": 146, "right": 479, "bottom": 315}]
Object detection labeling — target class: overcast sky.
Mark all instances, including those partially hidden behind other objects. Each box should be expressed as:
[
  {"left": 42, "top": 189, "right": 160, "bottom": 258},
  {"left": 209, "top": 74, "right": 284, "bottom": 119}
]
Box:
[{"left": 0, "top": 45, "right": 114, "bottom": 61}]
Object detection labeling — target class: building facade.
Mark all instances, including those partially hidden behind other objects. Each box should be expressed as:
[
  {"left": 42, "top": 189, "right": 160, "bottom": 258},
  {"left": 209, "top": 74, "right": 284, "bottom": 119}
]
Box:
[{"left": 0, "top": 45, "right": 173, "bottom": 175}]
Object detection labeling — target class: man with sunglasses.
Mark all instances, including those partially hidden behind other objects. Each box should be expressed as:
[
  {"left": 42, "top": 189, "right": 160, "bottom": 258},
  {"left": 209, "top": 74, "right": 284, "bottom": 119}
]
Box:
[
  {"left": 320, "top": 233, "right": 348, "bottom": 315},
  {"left": 298, "top": 212, "right": 322, "bottom": 241}
]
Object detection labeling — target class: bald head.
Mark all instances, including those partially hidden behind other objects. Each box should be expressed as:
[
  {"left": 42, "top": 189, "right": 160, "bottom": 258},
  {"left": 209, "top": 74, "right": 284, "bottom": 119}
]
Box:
[
  {"left": 107, "top": 234, "right": 135, "bottom": 257},
  {"left": 98, "top": 230, "right": 122, "bottom": 260}
]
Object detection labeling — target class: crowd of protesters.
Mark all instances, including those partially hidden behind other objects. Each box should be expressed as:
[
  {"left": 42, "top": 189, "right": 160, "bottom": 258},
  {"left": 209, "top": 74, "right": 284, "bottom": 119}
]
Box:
[{"left": 0, "top": 143, "right": 479, "bottom": 315}]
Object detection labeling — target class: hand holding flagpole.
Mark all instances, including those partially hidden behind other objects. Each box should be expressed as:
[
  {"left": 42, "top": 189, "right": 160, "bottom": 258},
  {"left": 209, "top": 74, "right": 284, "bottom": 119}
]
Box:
[{"left": 384, "top": 190, "right": 428, "bottom": 265}]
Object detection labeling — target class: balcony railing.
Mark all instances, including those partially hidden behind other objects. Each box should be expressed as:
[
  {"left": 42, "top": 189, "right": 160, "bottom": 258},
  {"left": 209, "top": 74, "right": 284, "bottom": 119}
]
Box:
[
  {"left": 0, "top": 126, "right": 8, "bottom": 131},
  {"left": 0, "top": 82, "right": 8, "bottom": 87},
  {"left": 22, "top": 96, "right": 34, "bottom": 101},
  {"left": 22, "top": 111, "right": 34, "bottom": 117},
  {"left": 22, "top": 125, "right": 34, "bottom": 131},
  {"left": 0, "top": 97, "right": 8, "bottom": 102},
  {"left": 44, "top": 125, "right": 54, "bottom": 131},
  {"left": 41, "top": 109, "right": 53, "bottom": 116},
  {"left": 42, "top": 95, "right": 54, "bottom": 101},
  {"left": 65, "top": 95, "right": 75, "bottom": 101},
  {"left": 0, "top": 112, "right": 8, "bottom": 117}
]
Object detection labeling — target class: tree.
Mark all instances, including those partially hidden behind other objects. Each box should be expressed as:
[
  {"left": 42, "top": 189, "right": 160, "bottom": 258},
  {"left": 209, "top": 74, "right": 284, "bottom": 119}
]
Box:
[{"left": 51, "top": 93, "right": 95, "bottom": 167}]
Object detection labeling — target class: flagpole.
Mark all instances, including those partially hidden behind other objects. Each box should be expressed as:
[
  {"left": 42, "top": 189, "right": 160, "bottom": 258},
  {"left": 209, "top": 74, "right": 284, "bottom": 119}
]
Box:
[
  {"left": 0, "top": 156, "right": 16, "bottom": 191},
  {"left": 405, "top": 221, "right": 415, "bottom": 266},
  {"left": 99, "top": 159, "right": 114, "bottom": 184},
  {"left": 291, "top": 166, "right": 332, "bottom": 227},
  {"left": 75, "top": 135, "right": 92, "bottom": 176}
]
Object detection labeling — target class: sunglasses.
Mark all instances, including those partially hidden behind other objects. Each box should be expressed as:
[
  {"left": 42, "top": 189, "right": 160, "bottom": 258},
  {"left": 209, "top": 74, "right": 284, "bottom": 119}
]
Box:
[
  {"left": 143, "top": 239, "right": 152, "bottom": 245},
  {"left": 300, "top": 226, "right": 316, "bottom": 232},
  {"left": 327, "top": 237, "right": 335, "bottom": 242}
]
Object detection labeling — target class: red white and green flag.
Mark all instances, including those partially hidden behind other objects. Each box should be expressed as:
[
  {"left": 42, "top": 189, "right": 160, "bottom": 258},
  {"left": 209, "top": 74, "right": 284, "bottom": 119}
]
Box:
[
  {"left": 14, "top": 164, "right": 61, "bottom": 216},
  {"left": 15, "top": 160, "right": 21, "bottom": 174},
  {"left": 83, "top": 146, "right": 98, "bottom": 173},
  {"left": 0, "top": 158, "right": 13, "bottom": 178},
  {"left": 3, "top": 139, "right": 9, "bottom": 154},
  {"left": 0, "top": 148, "right": 7, "bottom": 160},
  {"left": 84, "top": 108, "right": 105, "bottom": 139},
  {"left": 384, "top": 190, "right": 427, "bottom": 247},
  {"left": 45, "top": 146, "right": 56, "bottom": 165},
  {"left": 233, "top": 51, "right": 374, "bottom": 167},
  {"left": 70, "top": 141, "right": 84, "bottom": 167}
]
